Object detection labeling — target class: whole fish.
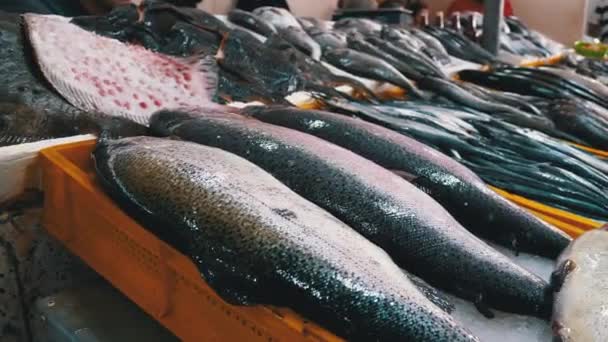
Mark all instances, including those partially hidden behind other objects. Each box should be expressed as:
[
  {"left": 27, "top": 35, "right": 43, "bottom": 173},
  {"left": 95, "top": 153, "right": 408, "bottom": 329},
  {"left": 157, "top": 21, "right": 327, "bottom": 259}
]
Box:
[
  {"left": 298, "top": 17, "right": 331, "bottom": 32},
  {"left": 534, "top": 99, "right": 608, "bottom": 150},
  {"left": 346, "top": 35, "right": 423, "bottom": 80},
  {"left": 365, "top": 35, "right": 446, "bottom": 78},
  {"left": 277, "top": 26, "right": 322, "bottom": 60},
  {"left": 24, "top": 14, "right": 219, "bottom": 125},
  {"left": 424, "top": 27, "right": 496, "bottom": 65},
  {"left": 552, "top": 229, "right": 608, "bottom": 342},
  {"left": 333, "top": 18, "right": 382, "bottom": 36},
  {"left": 407, "top": 27, "right": 452, "bottom": 64},
  {"left": 150, "top": 109, "right": 553, "bottom": 318},
  {"left": 244, "top": 105, "right": 571, "bottom": 258},
  {"left": 0, "top": 102, "right": 146, "bottom": 147},
  {"left": 227, "top": 9, "right": 277, "bottom": 37},
  {"left": 94, "top": 136, "right": 478, "bottom": 342},
  {"left": 217, "top": 31, "right": 375, "bottom": 101},
  {"left": 323, "top": 48, "right": 425, "bottom": 98},
  {"left": 416, "top": 76, "right": 556, "bottom": 132},
  {"left": 309, "top": 28, "right": 348, "bottom": 51},
  {"left": 252, "top": 6, "right": 301, "bottom": 30}
]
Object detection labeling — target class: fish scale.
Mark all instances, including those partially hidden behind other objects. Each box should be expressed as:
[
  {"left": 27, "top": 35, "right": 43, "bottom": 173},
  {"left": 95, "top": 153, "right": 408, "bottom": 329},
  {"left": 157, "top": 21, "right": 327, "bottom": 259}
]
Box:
[
  {"left": 94, "top": 136, "right": 479, "bottom": 342},
  {"left": 23, "top": 14, "right": 217, "bottom": 125},
  {"left": 244, "top": 106, "right": 571, "bottom": 259},
  {"left": 150, "top": 109, "right": 553, "bottom": 319}
]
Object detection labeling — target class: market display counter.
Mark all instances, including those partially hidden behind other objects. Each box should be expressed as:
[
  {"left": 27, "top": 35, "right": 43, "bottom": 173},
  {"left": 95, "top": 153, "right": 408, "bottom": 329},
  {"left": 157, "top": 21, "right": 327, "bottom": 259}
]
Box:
[
  {"left": 39, "top": 139, "right": 586, "bottom": 341},
  {"left": 40, "top": 140, "right": 342, "bottom": 342}
]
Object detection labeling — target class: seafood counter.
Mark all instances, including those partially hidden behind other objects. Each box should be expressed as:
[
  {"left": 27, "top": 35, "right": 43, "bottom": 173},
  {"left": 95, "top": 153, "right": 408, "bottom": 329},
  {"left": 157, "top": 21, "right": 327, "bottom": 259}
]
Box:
[{"left": 2, "top": 1, "right": 608, "bottom": 341}]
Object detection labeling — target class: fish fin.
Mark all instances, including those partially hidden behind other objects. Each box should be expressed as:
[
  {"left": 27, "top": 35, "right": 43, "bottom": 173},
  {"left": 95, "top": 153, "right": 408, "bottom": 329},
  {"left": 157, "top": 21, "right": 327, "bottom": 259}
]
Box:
[
  {"left": 550, "top": 259, "right": 577, "bottom": 293},
  {"left": 474, "top": 294, "right": 495, "bottom": 319},
  {"left": 389, "top": 169, "right": 418, "bottom": 183},
  {"left": 405, "top": 271, "right": 454, "bottom": 314},
  {"left": 198, "top": 54, "right": 220, "bottom": 101}
]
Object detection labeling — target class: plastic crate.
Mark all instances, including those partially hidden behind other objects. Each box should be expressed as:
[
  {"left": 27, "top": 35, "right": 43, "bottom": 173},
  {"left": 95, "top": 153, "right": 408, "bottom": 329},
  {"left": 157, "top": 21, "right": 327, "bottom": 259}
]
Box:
[
  {"left": 39, "top": 139, "right": 342, "bottom": 342},
  {"left": 39, "top": 139, "right": 588, "bottom": 342}
]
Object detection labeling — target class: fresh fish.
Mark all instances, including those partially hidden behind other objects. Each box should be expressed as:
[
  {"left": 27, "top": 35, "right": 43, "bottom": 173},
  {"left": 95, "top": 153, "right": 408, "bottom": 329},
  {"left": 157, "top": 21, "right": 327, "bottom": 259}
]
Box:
[
  {"left": 0, "top": 12, "right": 77, "bottom": 114},
  {"left": 94, "top": 136, "right": 479, "bottom": 342},
  {"left": 323, "top": 48, "right": 425, "bottom": 98},
  {"left": 140, "top": 1, "right": 231, "bottom": 36},
  {"left": 0, "top": 102, "right": 146, "bottom": 146},
  {"left": 407, "top": 27, "right": 452, "bottom": 64},
  {"left": 309, "top": 28, "right": 348, "bottom": 51},
  {"left": 552, "top": 229, "right": 608, "bottom": 342},
  {"left": 298, "top": 17, "right": 331, "bottom": 32},
  {"left": 333, "top": 18, "right": 382, "bottom": 36},
  {"left": 252, "top": 6, "right": 301, "bottom": 30},
  {"left": 346, "top": 35, "right": 423, "bottom": 80},
  {"left": 227, "top": 9, "right": 277, "bottom": 37},
  {"left": 158, "top": 21, "right": 221, "bottom": 57},
  {"left": 534, "top": 99, "right": 608, "bottom": 150},
  {"left": 216, "top": 69, "right": 289, "bottom": 104},
  {"left": 71, "top": 4, "right": 139, "bottom": 43},
  {"left": 277, "top": 26, "right": 322, "bottom": 60},
  {"left": 366, "top": 35, "right": 446, "bottom": 78},
  {"left": 406, "top": 271, "right": 455, "bottom": 314},
  {"left": 424, "top": 27, "right": 496, "bottom": 65},
  {"left": 150, "top": 109, "right": 554, "bottom": 318},
  {"left": 244, "top": 105, "right": 571, "bottom": 258},
  {"left": 217, "top": 30, "right": 375, "bottom": 101},
  {"left": 24, "top": 14, "right": 219, "bottom": 125},
  {"left": 416, "top": 76, "right": 556, "bottom": 132}
]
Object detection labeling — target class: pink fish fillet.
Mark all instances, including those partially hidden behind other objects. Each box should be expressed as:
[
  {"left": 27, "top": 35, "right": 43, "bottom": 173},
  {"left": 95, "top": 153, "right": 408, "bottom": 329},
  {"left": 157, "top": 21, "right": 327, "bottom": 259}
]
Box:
[{"left": 24, "top": 14, "right": 217, "bottom": 125}]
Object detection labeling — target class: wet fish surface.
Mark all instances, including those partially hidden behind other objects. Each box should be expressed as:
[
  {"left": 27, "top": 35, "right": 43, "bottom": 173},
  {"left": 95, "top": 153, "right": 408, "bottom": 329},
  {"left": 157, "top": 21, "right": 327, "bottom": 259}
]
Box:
[
  {"left": 0, "top": 12, "right": 76, "bottom": 114},
  {"left": 322, "top": 48, "right": 425, "bottom": 98},
  {"left": 552, "top": 229, "right": 608, "bottom": 342},
  {"left": 150, "top": 109, "right": 553, "bottom": 319},
  {"left": 94, "top": 136, "right": 479, "bottom": 342},
  {"left": 0, "top": 102, "right": 146, "bottom": 146},
  {"left": 244, "top": 105, "right": 571, "bottom": 259},
  {"left": 24, "top": 13, "right": 219, "bottom": 124},
  {"left": 227, "top": 9, "right": 277, "bottom": 37}
]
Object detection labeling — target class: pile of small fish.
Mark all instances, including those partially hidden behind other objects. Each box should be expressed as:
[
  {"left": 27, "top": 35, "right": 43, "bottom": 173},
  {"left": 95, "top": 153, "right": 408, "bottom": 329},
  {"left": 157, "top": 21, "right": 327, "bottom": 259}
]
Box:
[{"left": 2, "top": 2, "right": 608, "bottom": 341}]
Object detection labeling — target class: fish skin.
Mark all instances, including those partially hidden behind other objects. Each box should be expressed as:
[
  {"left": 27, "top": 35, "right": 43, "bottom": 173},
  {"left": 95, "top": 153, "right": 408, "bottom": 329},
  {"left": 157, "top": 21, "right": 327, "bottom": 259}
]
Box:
[
  {"left": 309, "top": 28, "right": 348, "bottom": 51},
  {"left": 365, "top": 36, "right": 446, "bottom": 79},
  {"left": 346, "top": 36, "right": 424, "bottom": 81},
  {"left": 94, "top": 136, "right": 478, "bottom": 342},
  {"left": 150, "top": 109, "right": 554, "bottom": 318},
  {"left": 535, "top": 99, "right": 608, "bottom": 150},
  {"left": 244, "top": 105, "right": 572, "bottom": 259},
  {"left": 0, "top": 12, "right": 76, "bottom": 114},
  {"left": 217, "top": 31, "right": 375, "bottom": 100},
  {"left": 333, "top": 18, "right": 382, "bottom": 36},
  {"left": 277, "top": 26, "right": 322, "bottom": 60},
  {"left": 0, "top": 102, "right": 147, "bottom": 147},
  {"left": 322, "top": 48, "right": 425, "bottom": 99},
  {"left": 24, "top": 14, "right": 218, "bottom": 125},
  {"left": 416, "top": 76, "right": 556, "bottom": 133},
  {"left": 227, "top": 9, "right": 277, "bottom": 37},
  {"left": 552, "top": 229, "right": 608, "bottom": 342}
]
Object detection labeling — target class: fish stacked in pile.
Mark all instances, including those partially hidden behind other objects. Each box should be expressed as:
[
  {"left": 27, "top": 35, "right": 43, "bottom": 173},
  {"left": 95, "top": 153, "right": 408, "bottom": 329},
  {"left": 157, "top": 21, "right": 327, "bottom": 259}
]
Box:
[{"left": 1, "top": 2, "right": 608, "bottom": 341}]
